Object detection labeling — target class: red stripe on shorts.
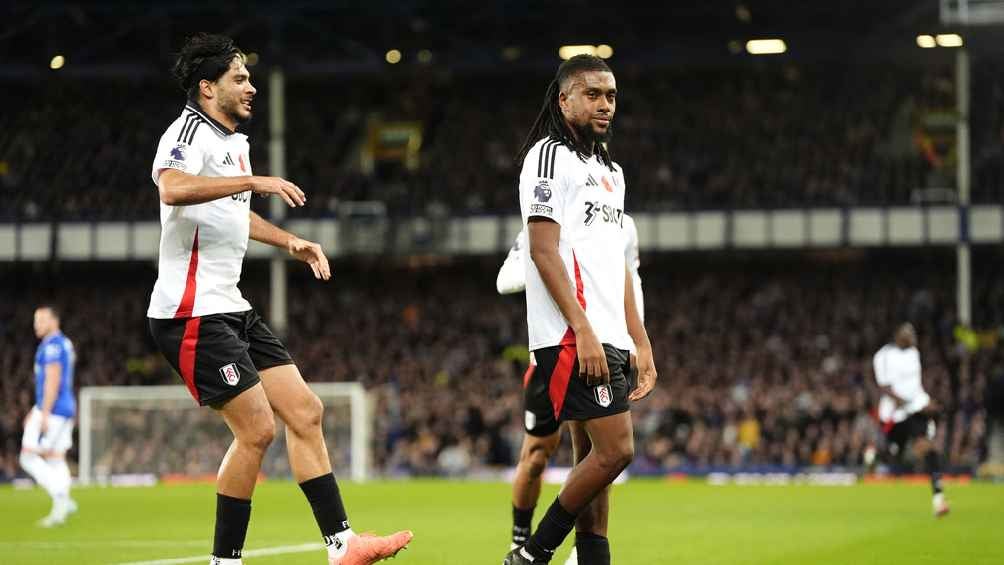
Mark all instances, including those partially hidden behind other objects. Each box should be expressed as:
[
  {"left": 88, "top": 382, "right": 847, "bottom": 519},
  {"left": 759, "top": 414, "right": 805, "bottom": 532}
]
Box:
[
  {"left": 178, "top": 317, "right": 202, "bottom": 403},
  {"left": 548, "top": 344, "right": 577, "bottom": 419}
]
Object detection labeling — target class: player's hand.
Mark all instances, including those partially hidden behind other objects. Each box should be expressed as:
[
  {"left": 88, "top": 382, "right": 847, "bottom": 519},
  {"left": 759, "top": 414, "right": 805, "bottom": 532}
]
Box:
[
  {"left": 577, "top": 327, "right": 610, "bottom": 385},
  {"left": 251, "top": 176, "right": 306, "bottom": 207},
  {"left": 39, "top": 412, "right": 49, "bottom": 435},
  {"left": 287, "top": 237, "right": 331, "bottom": 280},
  {"left": 629, "top": 344, "right": 657, "bottom": 401}
]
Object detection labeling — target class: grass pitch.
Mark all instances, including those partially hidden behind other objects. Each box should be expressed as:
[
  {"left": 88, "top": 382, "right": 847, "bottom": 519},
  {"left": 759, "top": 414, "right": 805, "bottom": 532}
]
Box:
[{"left": 1, "top": 479, "right": 1001, "bottom": 564}]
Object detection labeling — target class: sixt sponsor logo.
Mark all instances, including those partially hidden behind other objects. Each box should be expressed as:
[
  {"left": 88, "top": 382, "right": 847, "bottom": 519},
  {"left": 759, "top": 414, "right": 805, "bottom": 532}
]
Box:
[{"left": 583, "top": 202, "right": 624, "bottom": 227}]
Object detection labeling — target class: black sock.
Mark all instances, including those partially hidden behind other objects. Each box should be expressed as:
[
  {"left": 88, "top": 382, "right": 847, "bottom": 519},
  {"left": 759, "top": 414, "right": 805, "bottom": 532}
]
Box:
[
  {"left": 513, "top": 505, "right": 535, "bottom": 546},
  {"left": 925, "top": 450, "right": 944, "bottom": 494},
  {"left": 299, "top": 473, "right": 350, "bottom": 542},
  {"left": 213, "top": 493, "right": 251, "bottom": 559},
  {"left": 525, "top": 498, "right": 576, "bottom": 562},
  {"left": 575, "top": 532, "right": 611, "bottom": 565}
]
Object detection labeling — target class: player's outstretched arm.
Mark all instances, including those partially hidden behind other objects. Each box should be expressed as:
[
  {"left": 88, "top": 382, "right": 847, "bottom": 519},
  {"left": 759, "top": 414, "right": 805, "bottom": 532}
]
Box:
[
  {"left": 249, "top": 211, "right": 331, "bottom": 280},
  {"left": 625, "top": 266, "right": 656, "bottom": 401},
  {"left": 157, "top": 169, "right": 305, "bottom": 207},
  {"left": 528, "top": 218, "right": 609, "bottom": 384}
]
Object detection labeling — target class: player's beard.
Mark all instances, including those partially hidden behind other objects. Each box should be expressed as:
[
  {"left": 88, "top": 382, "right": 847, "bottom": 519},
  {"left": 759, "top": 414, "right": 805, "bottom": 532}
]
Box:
[
  {"left": 221, "top": 94, "right": 252, "bottom": 126},
  {"left": 571, "top": 119, "right": 613, "bottom": 153}
]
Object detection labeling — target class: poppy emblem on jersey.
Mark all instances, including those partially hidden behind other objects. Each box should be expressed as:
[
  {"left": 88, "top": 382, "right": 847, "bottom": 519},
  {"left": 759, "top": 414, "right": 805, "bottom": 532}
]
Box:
[
  {"left": 170, "top": 144, "right": 186, "bottom": 161},
  {"left": 534, "top": 180, "right": 552, "bottom": 202},
  {"left": 600, "top": 176, "right": 614, "bottom": 193},
  {"left": 594, "top": 384, "right": 612, "bottom": 408},
  {"left": 219, "top": 363, "right": 241, "bottom": 386},
  {"left": 238, "top": 154, "right": 247, "bottom": 173}
]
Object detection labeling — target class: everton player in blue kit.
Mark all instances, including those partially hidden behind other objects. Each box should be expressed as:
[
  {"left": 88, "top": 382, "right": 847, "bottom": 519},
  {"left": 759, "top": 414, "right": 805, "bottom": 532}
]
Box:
[{"left": 20, "top": 305, "right": 78, "bottom": 527}]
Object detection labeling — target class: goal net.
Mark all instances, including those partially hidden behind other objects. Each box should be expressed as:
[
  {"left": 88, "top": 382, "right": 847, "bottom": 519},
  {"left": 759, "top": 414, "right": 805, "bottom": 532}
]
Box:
[{"left": 78, "top": 383, "right": 370, "bottom": 485}]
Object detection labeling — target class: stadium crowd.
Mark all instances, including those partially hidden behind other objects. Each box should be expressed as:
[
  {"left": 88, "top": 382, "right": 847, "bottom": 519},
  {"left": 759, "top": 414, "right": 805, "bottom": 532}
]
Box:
[
  {"left": 3, "top": 59, "right": 1003, "bottom": 221},
  {"left": 0, "top": 253, "right": 995, "bottom": 481}
]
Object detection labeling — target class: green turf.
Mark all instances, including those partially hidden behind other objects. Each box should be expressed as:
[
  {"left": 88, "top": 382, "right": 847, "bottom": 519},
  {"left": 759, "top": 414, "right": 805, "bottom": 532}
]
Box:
[{"left": 1, "top": 479, "right": 1001, "bottom": 564}]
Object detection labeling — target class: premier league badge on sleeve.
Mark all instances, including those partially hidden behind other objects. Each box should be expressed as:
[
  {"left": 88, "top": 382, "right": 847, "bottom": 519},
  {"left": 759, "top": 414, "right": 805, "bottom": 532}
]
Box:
[
  {"left": 533, "top": 180, "right": 552, "bottom": 202},
  {"left": 170, "top": 144, "right": 187, "bottom": 161},
  {"left": 594, "top": 384, "right": 612, "bottom": 408}
]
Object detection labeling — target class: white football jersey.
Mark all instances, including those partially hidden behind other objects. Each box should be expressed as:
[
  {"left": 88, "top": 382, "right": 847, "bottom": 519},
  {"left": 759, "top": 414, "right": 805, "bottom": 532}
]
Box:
[
  {"left": 518, "top": 137, "right": 632, "bottom": 352},
  {"left": 147, "top": 103, "right": 254, "bottom": 319},
  {"left": 499, "top": 213, "right": 644, "bottom": 324},
  {"left": 873, "top": 344, "right": 930, "bottom": 423}
]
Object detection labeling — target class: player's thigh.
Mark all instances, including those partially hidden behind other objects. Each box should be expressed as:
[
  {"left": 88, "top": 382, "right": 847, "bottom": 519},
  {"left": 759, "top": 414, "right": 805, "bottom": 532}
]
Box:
[
  {"left": 258, "top": 363, "right": 322, "bottom": 431},
  {"left": 519, "top": 426, "right": 562, "bottom": 461},
  {"left": 39, "top": 414, "right": 74, "bottom": 454},
  {"left": 583, "top": 411, "right": 635, "bottom": 460},
  {"left": 216, "top": 382, "right": 275, "bottom": 442}
]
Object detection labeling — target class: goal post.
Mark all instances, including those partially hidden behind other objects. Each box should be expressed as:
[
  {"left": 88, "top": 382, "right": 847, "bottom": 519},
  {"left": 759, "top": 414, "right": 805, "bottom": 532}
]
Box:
[{"left": 78, "top": 382, "right": 370, "bottom": 485}]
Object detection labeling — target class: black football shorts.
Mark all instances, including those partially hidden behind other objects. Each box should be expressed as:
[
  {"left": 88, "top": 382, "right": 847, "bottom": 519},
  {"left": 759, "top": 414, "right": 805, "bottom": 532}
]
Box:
[
  {"left": 149, "top": 309, "right": 293, "bottom": 407},
  {"left": 523, "top": 343, "right": 631, "bottom": 437}
]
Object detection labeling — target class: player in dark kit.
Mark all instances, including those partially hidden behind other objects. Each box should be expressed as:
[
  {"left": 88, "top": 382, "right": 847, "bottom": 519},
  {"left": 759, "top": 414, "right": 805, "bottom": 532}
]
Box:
[
  {"left": 503, "top": 55, "right": 658, "bottom": 565},
  {"left": 147, "top": 33, "right": 411, "bottom": 564}
]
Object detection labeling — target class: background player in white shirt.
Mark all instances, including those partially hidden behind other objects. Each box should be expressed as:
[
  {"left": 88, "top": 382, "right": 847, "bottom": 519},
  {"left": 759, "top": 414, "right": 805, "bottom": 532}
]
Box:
[
  {"left": 498, "top": 215, "right": 643, "bottom": 565},
  {"left": 148, "top": 34, "right": 410, "bottom": 565},
  {"left": 873, "top": 323, "right": 949, "bottom": 517},
  {"left": 504, "top": 55, "right": 657, "bottom": 565},
  {"left": 20, "top": 305, "right": 78, "bottom": 527}
]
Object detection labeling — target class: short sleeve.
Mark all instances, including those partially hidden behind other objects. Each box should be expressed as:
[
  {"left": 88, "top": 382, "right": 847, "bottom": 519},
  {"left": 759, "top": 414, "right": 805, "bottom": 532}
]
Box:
[
  {"left": 42, "top": 342, "right": 62, "bottom": 364},
  {"left": 151, "top": 117, "right": 207, "bottom": 185},
  {"left": 519, "top": 141, "right": 573, "bottom": 225}
]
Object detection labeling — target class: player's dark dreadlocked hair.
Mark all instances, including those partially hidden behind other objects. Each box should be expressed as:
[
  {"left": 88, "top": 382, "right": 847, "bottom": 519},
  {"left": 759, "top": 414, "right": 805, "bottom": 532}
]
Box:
[
  {"left": 515, "top": 54, "right": 615, "bottom": 171},
  {"left": 172, "top": 33, "right": 246, "bottom": 101}
]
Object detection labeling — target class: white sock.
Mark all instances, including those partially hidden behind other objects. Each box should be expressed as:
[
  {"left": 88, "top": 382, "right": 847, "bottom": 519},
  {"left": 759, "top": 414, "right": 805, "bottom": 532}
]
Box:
[
  {"left": 46, "top": 458, "right": 72, "bottom": 500},
  {"left": 325, "top": 528, "right": 357, "bottom": 559},
  {"left": 19, "top": 452, "right": 57, "bottom": 498}
]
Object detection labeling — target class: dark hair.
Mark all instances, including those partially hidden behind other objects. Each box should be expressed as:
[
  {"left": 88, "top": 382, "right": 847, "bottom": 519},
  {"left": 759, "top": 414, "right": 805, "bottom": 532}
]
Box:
[
  {"left": 172, "top": 33, "right": 246, "bottom": 100},
  {"left": 36, "top": 304, "right": 60, "bottom": 319},
  {"left": 516, "top": 54, "right": 615, "bottom": 171}
]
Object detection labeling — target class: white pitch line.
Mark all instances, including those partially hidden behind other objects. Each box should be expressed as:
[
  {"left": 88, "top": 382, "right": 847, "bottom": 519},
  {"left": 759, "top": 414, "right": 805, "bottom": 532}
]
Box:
[{"left": 115, "top": 542, "right": 324, "bottom": 565}]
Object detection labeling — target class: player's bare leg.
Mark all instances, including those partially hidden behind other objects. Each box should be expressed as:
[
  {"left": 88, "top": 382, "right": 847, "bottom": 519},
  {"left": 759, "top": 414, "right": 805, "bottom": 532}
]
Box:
[
  {"left": 211, "top": 383, "right": 276, "bottom": 563},
  {"left": 568, "top": 422, "right": 609, "bottom": 565},
  {"left": 260, "top": 364, "right": 412, "bottom": 564},
  {"left": 511, "top": 430, "right": 561, "bottom": 548},
  {"left": 515, "top": 412, "right": 633, "bottom": 563}
]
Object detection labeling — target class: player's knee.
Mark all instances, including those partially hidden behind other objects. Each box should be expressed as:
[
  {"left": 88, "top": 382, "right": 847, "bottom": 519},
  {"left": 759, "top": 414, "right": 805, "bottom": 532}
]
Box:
[
  {"left": 288, "top": 392, "right": 323, "bottom": 436},
  {"left": 596, "top": 443, "right": 634, "bottom": 474},
  {"left": 523, "top": 444, "right": 552, "bottom": 477},
  {"left": 244, "top": 418, "right": 276, "bottom": 452}
]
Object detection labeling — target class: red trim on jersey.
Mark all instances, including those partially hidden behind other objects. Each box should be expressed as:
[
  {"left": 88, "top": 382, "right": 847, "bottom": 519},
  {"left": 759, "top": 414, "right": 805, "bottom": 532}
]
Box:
[
  {"left": 174, "top": 227, "right": 200, "bottom": 318},
  {"left": 549, "top": 344, "right": 577, "bottom": 418},
  {"left": 560, "top": 251, "right": 587, "bottom": 346},
  {"left": 178, "top": 317, "right": 202, "bottom": 403}
]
